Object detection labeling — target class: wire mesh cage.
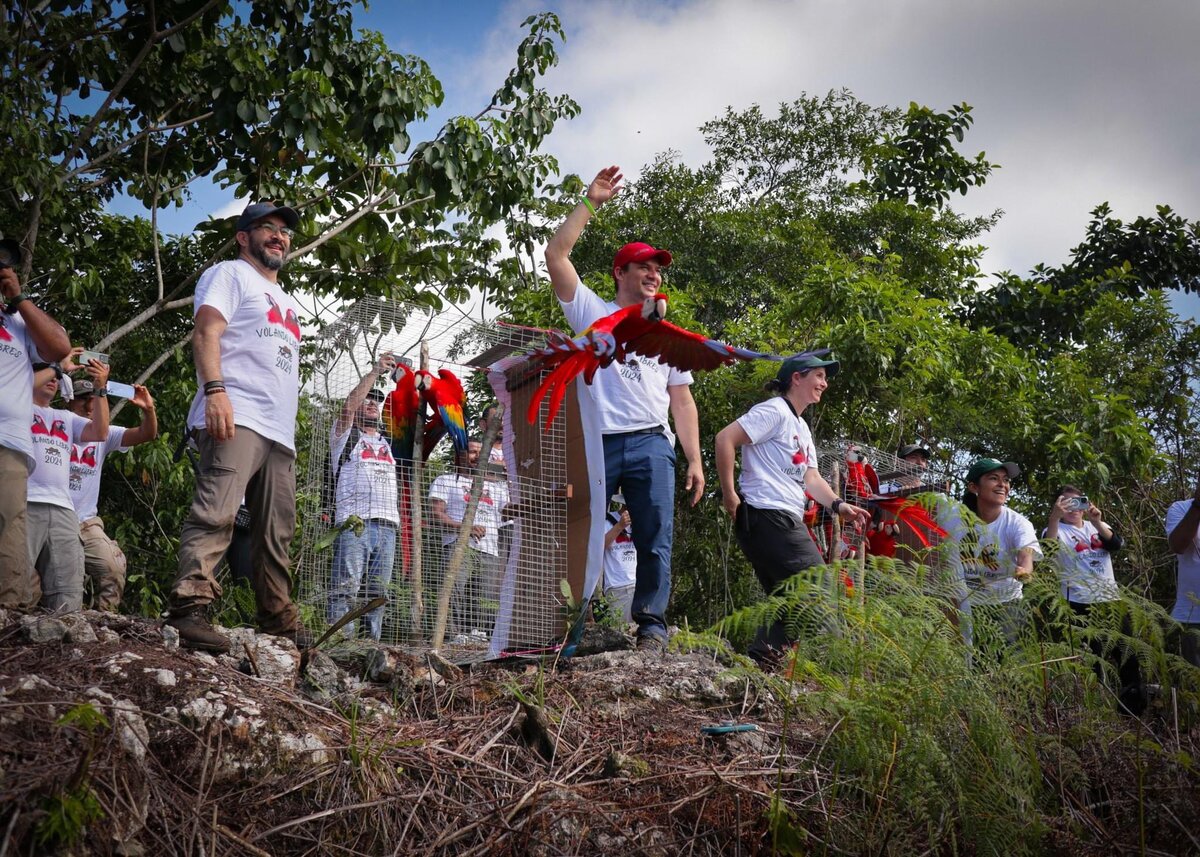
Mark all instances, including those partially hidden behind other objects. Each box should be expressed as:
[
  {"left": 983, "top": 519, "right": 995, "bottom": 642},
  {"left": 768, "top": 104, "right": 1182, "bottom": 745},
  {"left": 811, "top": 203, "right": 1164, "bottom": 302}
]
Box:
[
  {"left": 810, "top": 439, "right": 951, "bottom": 564},
  {"left": 296, "top": 298, "right": 575, "bottom": 658}
]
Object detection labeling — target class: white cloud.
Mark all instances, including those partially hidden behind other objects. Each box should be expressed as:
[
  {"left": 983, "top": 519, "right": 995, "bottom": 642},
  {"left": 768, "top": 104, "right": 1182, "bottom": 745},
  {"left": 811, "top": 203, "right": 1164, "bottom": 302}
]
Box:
[{"left": 474, "top": 0, "right": 1200, "bottom": 289}]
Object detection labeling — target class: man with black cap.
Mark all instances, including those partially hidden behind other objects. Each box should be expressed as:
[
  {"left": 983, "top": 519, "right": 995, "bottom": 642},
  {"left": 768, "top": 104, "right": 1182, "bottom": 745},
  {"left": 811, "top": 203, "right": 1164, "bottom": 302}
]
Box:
[
  {"left": 878, "top": 443, "right": 933, "bottom": 494},
  {"left": 325, "top": 352, "right": 400, "bottom": 641},
  {"left": 545, "top": 165, "right": 704, "bottom": 654},
  {"left": 63, "top": 358, "right": 159, "bottom": 611},
  {"left": 0, "top": 237, "right": 72, "bottom": 608},
  {"left": 166, "top": 202, "right": 309, "bottom": 653}
]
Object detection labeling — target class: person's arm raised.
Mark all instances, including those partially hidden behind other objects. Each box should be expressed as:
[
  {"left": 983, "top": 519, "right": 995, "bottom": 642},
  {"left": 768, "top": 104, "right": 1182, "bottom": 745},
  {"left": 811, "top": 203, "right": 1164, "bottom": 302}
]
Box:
[{"left": 545, "top": 165, "right": 622, "bottom": 303}]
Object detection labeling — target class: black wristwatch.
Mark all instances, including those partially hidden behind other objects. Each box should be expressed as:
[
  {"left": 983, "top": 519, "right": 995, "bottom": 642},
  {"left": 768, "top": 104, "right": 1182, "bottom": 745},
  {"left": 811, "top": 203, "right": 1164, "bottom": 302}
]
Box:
[
  {"left": 3, "top": 293, "right": 27, "bottom": 313},
  {"left": 92, "top": 387, "right": 108, "bottom": 397},
  {"left": 830, "top": 498, "right": 844, "bottom": 514}
]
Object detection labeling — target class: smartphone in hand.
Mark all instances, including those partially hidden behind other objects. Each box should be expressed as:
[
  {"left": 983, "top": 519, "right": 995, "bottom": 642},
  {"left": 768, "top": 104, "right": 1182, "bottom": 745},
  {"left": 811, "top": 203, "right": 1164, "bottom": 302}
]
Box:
[
  {"left": 79, "top": 349, "right": 110, "bottom": 366},
  {"left": 107, "top": 381, "right": 136, "bottom": 399}
]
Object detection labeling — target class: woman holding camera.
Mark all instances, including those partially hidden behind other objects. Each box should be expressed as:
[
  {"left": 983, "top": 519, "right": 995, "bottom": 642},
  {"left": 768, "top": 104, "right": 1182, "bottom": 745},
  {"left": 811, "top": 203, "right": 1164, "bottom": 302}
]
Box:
[
  {"left": 1045, "top": 486, "right": 1143, "bottom": 714},
  {"left": 1045, "top": 486, "right": 1122, "bottom": 604}
]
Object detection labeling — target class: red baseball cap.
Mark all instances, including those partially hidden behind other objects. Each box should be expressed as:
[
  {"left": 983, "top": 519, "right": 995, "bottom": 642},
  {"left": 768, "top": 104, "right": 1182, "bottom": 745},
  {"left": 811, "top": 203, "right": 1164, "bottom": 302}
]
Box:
[{"left": 612, "top": 242, "right": 672, "bottom": 271}]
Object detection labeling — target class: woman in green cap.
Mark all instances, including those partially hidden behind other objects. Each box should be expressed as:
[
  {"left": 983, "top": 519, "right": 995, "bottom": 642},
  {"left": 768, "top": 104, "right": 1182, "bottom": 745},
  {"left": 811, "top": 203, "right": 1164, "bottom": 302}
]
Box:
[{"left": 715, "top": 350, "right": 870, "bottom": 664}]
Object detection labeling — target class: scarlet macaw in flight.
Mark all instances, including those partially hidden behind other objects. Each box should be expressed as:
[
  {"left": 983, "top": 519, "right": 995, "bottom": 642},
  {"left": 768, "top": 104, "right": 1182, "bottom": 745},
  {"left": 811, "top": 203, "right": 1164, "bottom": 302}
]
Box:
[{"left": 523, "top": 292, "right": 773, "bottom": 430}]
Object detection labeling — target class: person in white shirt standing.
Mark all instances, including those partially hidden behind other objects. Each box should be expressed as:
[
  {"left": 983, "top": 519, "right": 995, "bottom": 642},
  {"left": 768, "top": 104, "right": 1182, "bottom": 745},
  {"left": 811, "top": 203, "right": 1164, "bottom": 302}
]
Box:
[
  {"left": 715, "top": 352, "right": 871, "bottom": 664},
  {"left": 544, "top": 165, "right": 704, "bottom": 655},
  {"left": 64, "top": 371, "right": 159, "bottom": 612},
  {"left": 0, "top": 238, "right": 72, "bottom": 608},
  {"left": 28, "top": 359, "right": 110, "bottom": 611},
  {"left": 938, "top": 458, "right": 1042, "bottom": 651},
  {"left": 1045, "top": 485, "right": 1143, "bottom": 715},
  {"left": 166, "top": 202, "right": 309, "bottom": 654},
  {"left": 429, "top": 440, "right": 510, "bottom": 637},
  {"left": 326, "top": 353, "right": 400, "bottom": 641},
  {"left": 600, "top": 496, "right": 636, "bottom": 624},
  {"left": 1165, "top": 480, "right": 1200, "bottom": 668}
]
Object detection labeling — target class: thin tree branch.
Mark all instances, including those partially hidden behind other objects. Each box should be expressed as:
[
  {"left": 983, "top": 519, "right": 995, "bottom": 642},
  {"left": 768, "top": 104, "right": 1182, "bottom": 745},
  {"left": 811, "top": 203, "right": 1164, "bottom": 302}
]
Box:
[
  {"left": 63, "top": 110, "right": 215, "bottom": 181},
  {"left": 108, "top": 329, "right": 194, "bottom": 421},
  {"left": 94, "top": 296, "right": 193, "bottom": 352}
]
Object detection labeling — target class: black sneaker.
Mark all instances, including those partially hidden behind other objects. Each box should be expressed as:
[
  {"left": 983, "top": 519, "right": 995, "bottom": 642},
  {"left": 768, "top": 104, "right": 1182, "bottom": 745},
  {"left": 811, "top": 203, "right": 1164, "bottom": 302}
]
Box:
[
  {"left": 166, "top": 607, "right": 230, "bottom": 654},
  {"left": 636, "top": 634, "right": 668, "bottom": 656}
]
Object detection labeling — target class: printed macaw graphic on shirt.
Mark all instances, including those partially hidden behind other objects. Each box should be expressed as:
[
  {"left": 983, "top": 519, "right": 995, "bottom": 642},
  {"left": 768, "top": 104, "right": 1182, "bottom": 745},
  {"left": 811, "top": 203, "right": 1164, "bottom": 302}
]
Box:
[
  {"left": 0, "top": 314, "right": 12, "bottom": 342},
  {"left": 359, "top": 440, "right": 395, "bottom": 464},
  {"left": 1066, "top": 531, "right": 1108, "bottom": 573},
  {"left": 32, "top": 414, "right": 68, "bottom": 442},
  {"left": 69, "top": 443, "right": 99, "bottom": 492},
  {"left": 264, "top": 293, "right": 302, "bottom": 341},
  {"left": 964, "top": 542, "right": 1005, "bottom": 587}
]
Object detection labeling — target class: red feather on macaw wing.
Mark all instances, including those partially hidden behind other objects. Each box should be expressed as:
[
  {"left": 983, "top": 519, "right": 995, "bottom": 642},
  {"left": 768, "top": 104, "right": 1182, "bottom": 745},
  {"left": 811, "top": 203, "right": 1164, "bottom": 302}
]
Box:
[
  {"left": 869, "top": 496, "right": 947, "bottom": 548},
  {"left": 418, "top": 368, "right": 469, "bottom": 454},
  {"left": 523, "top": 293, "right": 774, "bottom": 431},
  {"left": 382, "top": 363, "right": 418, "bottom": 461}
]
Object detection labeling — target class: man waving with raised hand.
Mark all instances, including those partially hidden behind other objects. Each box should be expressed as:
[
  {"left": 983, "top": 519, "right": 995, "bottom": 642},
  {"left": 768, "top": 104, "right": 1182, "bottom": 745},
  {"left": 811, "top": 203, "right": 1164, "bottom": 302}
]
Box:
[{"left": 544, "top": 165, "right": 703, "bottom": 656}]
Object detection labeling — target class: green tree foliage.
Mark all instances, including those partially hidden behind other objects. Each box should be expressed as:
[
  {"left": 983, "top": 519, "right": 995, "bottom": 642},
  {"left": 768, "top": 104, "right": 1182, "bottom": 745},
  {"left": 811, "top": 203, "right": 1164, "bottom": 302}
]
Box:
[{"left": 2, "top": 1, "right": 577, "bottom": 611}]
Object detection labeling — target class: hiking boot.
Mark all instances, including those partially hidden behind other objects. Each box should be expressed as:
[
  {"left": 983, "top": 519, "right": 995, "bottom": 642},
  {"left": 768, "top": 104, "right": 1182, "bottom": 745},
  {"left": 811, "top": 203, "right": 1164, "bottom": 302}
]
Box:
[
  {"left": 635, "top": 634, "right": 668, "bottom": 656},
  {"left": 166, "top": 607, "right": 230, "bottom": 654}
]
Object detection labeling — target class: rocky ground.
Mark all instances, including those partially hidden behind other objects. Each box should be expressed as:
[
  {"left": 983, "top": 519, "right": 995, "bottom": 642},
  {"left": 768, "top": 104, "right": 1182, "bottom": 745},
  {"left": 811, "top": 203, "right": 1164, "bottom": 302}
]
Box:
[{"left": 0, "top": 609, "right": 812, "bottom": 856}]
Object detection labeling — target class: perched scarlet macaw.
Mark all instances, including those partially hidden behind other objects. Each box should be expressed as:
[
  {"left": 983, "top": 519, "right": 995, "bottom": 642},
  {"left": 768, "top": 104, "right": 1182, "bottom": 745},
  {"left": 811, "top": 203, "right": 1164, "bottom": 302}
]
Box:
[
  {"left": 417, "top": 368, "right": 469, "bottom": 454},
  {"left": 524, "top": 293, "right": 772, "bottom": 430},
  {"left": 382, "top": 363, "right": 419, "bottom": 462}
]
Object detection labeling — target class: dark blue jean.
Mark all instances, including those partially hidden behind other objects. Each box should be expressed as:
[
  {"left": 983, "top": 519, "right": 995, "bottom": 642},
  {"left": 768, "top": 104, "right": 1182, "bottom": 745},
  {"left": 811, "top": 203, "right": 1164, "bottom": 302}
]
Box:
[
  {"left": 603, "top": 431, "right": 676, "bottom": 641},
  {"left": 327, "top": 520, "right": 396, "bottom": 641}
]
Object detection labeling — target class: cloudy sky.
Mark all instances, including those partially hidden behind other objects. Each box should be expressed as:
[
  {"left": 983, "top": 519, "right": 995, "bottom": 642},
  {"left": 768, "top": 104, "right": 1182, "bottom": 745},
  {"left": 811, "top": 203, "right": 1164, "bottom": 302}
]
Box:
[{"left": 202, "top": 0, "right": 1200, "bottom": 316}]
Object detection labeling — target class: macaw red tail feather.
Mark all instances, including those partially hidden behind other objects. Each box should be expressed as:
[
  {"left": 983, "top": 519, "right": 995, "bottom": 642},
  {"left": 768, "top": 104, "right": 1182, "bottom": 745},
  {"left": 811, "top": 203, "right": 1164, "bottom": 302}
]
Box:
[{"left": 871, "top": 497, "right": 947, "bottom": 548}]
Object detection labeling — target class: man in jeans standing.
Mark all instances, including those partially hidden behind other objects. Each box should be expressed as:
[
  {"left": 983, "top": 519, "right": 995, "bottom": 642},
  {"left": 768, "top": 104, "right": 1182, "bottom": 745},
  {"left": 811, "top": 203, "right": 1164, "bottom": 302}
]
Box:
[
  {"left": 166, "top": 202, "right": 310, "bottom": 654},
  {"left": 325, "top": 353, "right": 400, "bottom": 641},
  {"left": 544, "top": 165, "right": 705, "bottom": 654}
]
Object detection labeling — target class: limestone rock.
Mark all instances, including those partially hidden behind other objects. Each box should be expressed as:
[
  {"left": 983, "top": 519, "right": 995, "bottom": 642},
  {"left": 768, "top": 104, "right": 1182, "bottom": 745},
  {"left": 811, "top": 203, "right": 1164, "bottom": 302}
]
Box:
[
  {"left": 62, "top": 612, "right": 98, "bottom": 643},
  {"left": 20, "top": 614, "right": 67, "bottom": 643}
]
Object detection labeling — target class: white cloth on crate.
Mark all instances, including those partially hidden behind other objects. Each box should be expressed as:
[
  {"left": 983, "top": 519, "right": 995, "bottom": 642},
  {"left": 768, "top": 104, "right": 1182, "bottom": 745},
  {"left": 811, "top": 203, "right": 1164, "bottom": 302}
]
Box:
[
  {"left": 428, "top": 472, "right": 509, "bottom": 556},
  {"left": 1047, "top": 520, "right": 1119, "bottom": 604},
  {"left": 936, "top": 503, "right": 1042, "bottom": 605},
  {"left": 329, "top": 426, "right": 400, "bottom": 526},
  {"left": 185, "top": 259, "right": 303, "bottom": 450},
  {"left": 0, "top": 311, "right": 39, "bottom": 471},
  {"left": 27, "top": 405, "right": 90, "bottom": 510},
  {"left": 735, "top": 396, "right": 817, "bottom": 516},
  {"left": 68, "top": 426, "right": 129, "bottom": 521},
  {"left": 1165, "top": 500, "right": 1200, "bottom": 623},
  {"left": 557, "top": 278, "right": 692, "bottom": 447}
]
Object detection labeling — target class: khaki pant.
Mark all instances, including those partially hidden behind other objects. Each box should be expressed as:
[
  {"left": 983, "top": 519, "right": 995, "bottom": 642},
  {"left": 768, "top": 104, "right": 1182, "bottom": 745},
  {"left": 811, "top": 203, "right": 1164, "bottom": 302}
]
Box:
[
  {"left": 172, "top": 427, "right": 300, "bottom": 635},
  {"left": 28, "top": 502, "right": 83, "bottom": 612},
  {"left": 0, "top": 446, "right": 37, "bottom": 607},
  {"left": 81, "top": 516, "right": 126, "bottom": 611}
]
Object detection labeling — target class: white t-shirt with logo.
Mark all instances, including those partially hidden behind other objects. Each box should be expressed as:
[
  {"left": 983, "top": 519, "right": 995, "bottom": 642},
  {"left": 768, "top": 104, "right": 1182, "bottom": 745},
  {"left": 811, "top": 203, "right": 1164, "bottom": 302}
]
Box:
[
  {"left": 0, "top": 311, "right": 38, "bottom": 470},
  {"left": 185, "top": 259, "right": 303, "bottom": 450},
  {"left": 735, "top": 396, "right": 816, "bottom": 515},
  {"left": 428, "top": 473, "right": 510, "bottom": 556},
  {"left": 603, "top": 511, "right": 637, "bottom": 589},
  {"left": 1047, "top": 520, "right": 1119, "bottom": 604},
  {"left": 27, "top": 405, "right": 90, "bottom": 510},
  {"left": 1165, "top": 500, "right": 1200, "bottom": 623},
  {"left": 937, "top": 503, "right": 1042, "bottom": 605},
  {"left": 69, "top": 426, "right": 129, "bottom": 521},
  {"left": 329, "top": 426, "right": 400, "bottom": 526},
  {"left": 559, "top": 279, "right": 692, "bottom": 445}
]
